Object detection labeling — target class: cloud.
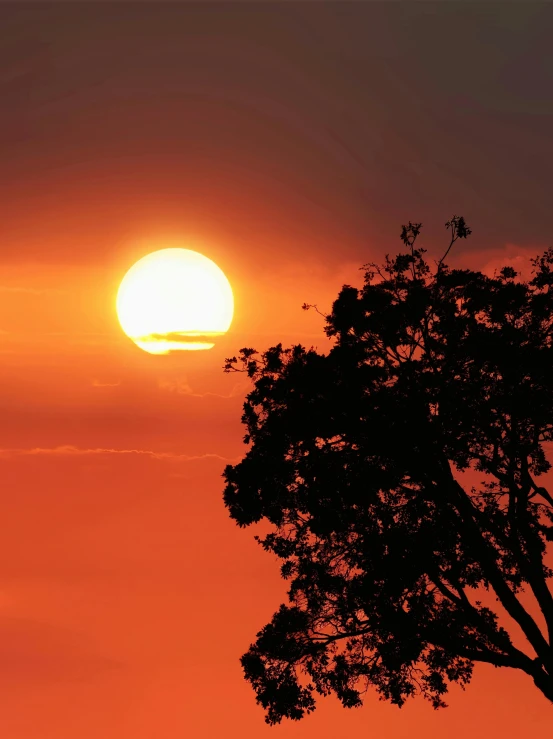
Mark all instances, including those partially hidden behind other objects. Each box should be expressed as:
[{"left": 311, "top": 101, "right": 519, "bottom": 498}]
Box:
[
  {"left": 0, "top": 286, "right": 42, "bottom": 295},
  {"left": 0, "top": 617, "right": 122, "bottom": 681},
  {"left": 158, "top": 377, "right": 194, "bottom": 395},
  {"left": 138, "top": 332, "right": 222, "bottom": 344},
  {"left": 0, "top": 286, "right": 64, "bottom": 295},
  {"left": 91, "top": 379, "right": 121, "bottom": 388},
  {"left": 453, "top": 242, "right": 545, "bottom": 282},
  {"left": 158, "top": 376, "right": 247, "bottom": 399},
  {"left": 0, "top": 446, "right": 239, "bottom": 464}
]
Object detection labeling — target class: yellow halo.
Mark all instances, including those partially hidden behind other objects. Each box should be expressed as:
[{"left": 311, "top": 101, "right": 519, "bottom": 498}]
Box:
[{"left": 116, "top": 248, "right": 234, "bottom": 354}]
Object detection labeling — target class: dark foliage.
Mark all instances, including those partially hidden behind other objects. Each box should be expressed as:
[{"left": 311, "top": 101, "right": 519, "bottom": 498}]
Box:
[{"left": 223, "top": 216, "right": 553, "bottom": 723}]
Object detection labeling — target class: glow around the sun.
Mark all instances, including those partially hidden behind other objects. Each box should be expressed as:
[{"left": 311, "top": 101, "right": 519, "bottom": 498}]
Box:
[{"left": 116, "top": 248, "right": 234, "bottom": 354}]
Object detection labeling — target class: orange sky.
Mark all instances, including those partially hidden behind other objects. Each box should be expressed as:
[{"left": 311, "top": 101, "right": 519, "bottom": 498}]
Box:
[{"left": 1, "top": 3, "right": 553, "bottom": 737}]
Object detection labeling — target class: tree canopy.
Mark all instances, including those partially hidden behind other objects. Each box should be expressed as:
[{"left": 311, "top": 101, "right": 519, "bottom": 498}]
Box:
[{"left": 223, "top": 216, "right": 553, "bottom": 724}]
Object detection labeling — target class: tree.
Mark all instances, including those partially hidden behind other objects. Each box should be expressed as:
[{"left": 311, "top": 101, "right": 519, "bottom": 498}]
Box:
[{"left": 222, "top": 216, "right": 553, "bottom": 724}]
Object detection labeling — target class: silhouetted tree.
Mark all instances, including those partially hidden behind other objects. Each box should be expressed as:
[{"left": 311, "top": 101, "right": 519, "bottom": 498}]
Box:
[{"left": 223, "top": 216, "right": 553, "bottom": 724}]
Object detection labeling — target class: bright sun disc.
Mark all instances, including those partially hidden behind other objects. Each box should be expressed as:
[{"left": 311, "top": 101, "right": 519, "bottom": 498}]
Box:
[{"left": 116, "top": 248, "right": 234, "bottom": 354}]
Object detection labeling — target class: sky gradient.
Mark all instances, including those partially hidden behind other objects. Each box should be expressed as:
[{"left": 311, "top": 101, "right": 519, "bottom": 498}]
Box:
[{"left": 1, "top": 2, "right": 553, "bottom": 737}]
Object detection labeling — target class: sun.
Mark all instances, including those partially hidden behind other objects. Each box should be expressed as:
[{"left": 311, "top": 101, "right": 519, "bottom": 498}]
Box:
[{"left": 116, "top": 248, "right": 234, "bottom": 354}]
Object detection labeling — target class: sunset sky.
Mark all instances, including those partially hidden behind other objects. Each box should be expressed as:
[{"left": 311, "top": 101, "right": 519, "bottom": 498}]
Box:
[{"left": 1, "top": 2, "right": 553, "bottom": 737}]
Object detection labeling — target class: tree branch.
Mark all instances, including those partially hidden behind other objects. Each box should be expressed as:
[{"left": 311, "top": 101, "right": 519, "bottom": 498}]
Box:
[{"left": 437, "top": 459, "right": 553, "bottom": 673}]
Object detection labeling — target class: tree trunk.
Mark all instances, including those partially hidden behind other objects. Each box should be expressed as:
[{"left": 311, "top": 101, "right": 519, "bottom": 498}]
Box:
[{"left": 532, "top": 667, "right": 553, "bottom": 703}]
